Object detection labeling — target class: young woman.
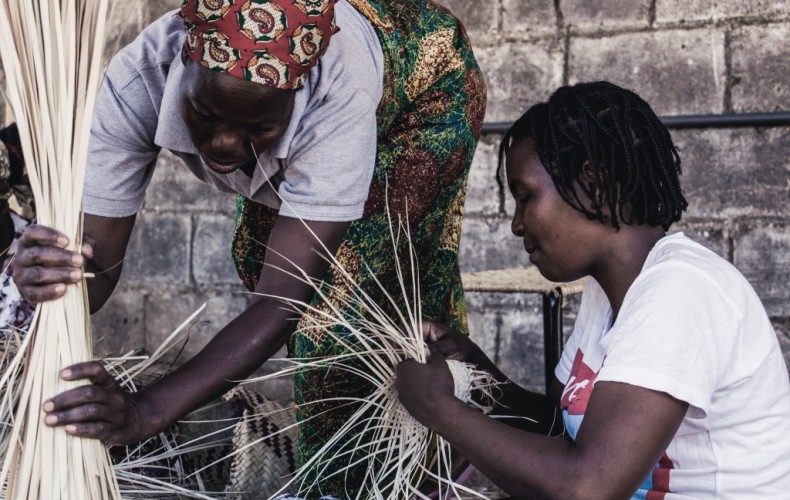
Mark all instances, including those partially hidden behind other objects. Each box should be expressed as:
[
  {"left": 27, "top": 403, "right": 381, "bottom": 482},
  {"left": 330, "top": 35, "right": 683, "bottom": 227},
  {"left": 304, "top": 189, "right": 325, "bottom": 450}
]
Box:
[
  {"left": 396, "top": 81, "right": 790, "bottom": 499},
  {"left": 12, "top": 0, "right": 486, "bottom": 495}
]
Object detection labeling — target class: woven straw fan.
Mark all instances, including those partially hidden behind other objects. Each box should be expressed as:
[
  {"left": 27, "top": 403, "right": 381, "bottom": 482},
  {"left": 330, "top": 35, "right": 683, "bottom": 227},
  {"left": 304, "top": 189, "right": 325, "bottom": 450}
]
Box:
[{"left": 0, "top": 1, "right": 119, "bottom": 498}]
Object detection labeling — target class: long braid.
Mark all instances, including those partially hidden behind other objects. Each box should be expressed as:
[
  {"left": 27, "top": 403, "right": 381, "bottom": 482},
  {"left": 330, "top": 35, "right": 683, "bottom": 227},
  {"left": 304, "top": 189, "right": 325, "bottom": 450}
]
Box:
[{"left": 496, "top": 81, "right": 688, "bottom": 231}]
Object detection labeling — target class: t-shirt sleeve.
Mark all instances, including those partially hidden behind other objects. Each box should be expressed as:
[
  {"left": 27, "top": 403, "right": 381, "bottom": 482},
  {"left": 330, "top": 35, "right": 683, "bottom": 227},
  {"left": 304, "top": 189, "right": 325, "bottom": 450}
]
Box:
[
  {"left": 596, "top": 263, "right": 740, "bottom": 418},
  {"left": 275, "top": 86, "right": 378, "bottom": 222},
  {"left": 83, "top": 65, "right": 161, "bottom": 218}
]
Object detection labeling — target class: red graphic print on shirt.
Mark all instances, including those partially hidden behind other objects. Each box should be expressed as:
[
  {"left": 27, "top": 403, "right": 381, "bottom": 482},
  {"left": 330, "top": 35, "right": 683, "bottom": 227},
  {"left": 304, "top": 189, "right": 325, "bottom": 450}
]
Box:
[{"left": 560, "top": 350, "right": 598, "bottom": 415}]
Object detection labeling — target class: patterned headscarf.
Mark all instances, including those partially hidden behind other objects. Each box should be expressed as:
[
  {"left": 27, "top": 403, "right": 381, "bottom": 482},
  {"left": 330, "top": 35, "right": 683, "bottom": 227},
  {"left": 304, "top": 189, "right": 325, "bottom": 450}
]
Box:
[{"left": 178, "top": 0, "right": 338, "bottom": 90}]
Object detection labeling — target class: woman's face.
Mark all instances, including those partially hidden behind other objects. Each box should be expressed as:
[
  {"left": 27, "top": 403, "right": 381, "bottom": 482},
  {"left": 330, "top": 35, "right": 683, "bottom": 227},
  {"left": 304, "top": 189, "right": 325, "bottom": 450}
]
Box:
[
  {"left": 506, "top": 138, "right": 612, "bottom": 283},
  {"left": 180, "top": 60, "right": 295, "bottom": 175}
]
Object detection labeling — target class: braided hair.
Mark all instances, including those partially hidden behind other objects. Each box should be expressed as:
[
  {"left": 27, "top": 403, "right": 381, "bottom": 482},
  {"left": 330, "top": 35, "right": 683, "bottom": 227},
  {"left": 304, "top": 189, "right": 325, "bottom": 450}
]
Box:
[{"left": 497, "top": 81, "right": 687, "bottom": 231}]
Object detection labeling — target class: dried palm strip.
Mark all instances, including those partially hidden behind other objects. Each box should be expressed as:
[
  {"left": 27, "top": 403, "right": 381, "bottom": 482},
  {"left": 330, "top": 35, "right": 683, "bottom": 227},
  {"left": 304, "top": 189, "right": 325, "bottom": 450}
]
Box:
[{"left": 0, "top": 1, "right": 116, "bottom": 498}]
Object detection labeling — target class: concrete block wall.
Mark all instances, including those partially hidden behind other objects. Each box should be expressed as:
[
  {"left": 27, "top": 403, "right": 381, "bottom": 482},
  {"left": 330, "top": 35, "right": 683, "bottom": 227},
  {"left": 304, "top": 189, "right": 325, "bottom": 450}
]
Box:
[{"left": 1, "top": 0, "right": 788, "bottom": 404}]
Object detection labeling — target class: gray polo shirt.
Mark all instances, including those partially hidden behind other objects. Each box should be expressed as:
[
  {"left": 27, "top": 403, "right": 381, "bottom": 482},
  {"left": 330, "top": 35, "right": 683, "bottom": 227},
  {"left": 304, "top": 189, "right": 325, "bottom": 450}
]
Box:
[{"left": 84, "top": 0, "right": 383, "bottom": 222}]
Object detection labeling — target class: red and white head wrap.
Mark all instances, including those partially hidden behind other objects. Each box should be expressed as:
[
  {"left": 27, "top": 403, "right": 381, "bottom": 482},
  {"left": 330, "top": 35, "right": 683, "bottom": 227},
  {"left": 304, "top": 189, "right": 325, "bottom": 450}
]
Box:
[{"left": 178, "top": 0, "right": 338, "bottom": 90}]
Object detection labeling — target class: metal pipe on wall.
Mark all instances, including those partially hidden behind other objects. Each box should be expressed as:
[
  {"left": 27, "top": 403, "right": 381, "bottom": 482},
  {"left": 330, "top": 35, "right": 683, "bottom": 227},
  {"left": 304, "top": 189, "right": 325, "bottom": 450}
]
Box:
[{"left": 481, "top": 111, "right": 790, "bottom": 135}]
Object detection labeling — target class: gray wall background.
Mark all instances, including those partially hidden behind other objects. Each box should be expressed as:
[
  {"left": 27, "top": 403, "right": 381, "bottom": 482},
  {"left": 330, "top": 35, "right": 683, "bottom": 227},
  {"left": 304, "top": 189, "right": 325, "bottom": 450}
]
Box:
[{"left": 2, "top": 0, "right": 788, "bottom": 406}]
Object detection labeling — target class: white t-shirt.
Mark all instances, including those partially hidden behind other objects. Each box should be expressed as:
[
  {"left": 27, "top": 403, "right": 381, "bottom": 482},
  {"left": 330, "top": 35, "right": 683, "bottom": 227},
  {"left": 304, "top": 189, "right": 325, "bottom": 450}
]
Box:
[
  {"left": 555, "top": 232, "right": 790, "bottom": 499},
  {"left": 83, "top": 0, "right": 383, "bottom": 222}
]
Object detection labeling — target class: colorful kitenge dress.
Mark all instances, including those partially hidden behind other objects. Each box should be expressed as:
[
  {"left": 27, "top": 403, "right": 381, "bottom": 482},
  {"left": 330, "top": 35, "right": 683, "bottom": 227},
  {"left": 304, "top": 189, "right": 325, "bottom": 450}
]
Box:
[{"left": 232, "top": 0, "right": 486, "bottom": 495}]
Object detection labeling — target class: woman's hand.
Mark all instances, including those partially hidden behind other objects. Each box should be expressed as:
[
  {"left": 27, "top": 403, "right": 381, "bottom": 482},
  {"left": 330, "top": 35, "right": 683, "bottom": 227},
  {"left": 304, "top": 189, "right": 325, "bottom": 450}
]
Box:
[
  {"left": 12, "top": 224, "right": 93, "bottom": 304},
  {"left": 43, "top": 362, "right": 163, "bottom": 446},
  {"left": 395, "top": 356, "right": 460, "bottom": 430},
  {"left": 421, "top": 320, "right": 479, "bottom": 362},
  {"left": 421, "top": 319, "right": 504, "bottom": 379}
]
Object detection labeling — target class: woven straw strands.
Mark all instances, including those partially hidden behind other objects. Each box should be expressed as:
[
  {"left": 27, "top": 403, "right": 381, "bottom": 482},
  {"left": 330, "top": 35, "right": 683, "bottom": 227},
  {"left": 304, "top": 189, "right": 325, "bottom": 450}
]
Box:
[
  {"left": 236, "top": 206, "right": 500, "bottom": 499},
  {"left": 0, "top": 1, "right": 118, "bottom": 498}
]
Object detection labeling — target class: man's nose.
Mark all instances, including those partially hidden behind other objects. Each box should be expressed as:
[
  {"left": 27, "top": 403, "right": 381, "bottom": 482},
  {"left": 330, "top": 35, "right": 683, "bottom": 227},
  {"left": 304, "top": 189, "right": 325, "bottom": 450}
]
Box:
[{"left": 211, "top": 130, "right": 243, "bottom": 153}]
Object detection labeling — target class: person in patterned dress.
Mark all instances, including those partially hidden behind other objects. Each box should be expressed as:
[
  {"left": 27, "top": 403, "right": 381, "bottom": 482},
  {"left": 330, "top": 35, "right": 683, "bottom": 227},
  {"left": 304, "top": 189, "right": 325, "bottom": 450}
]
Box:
[
  {"left": 0, "top": 124, "right": 35, "bottom": 333},
  {"left": 14, "top": 0, "right": 486, "bottom": 496}
]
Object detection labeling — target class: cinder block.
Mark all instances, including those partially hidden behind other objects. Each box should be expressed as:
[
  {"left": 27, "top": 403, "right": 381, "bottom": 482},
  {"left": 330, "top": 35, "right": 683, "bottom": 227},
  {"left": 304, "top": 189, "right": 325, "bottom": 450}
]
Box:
[
  {"left": 92, "top": 289, "right": 146, "bottom": 358},
  {"left": 144, "top": 150, "right": 238, "bottom": 214},
  {"left": 0, "top": 66, "right": 5, "bottom": 125},
  {"left": 669, "top": 221, "right": 730, "bottom": 260},
  {"left": 563, "top": 0, "right": 651, "bottom": 32},
  {"left": 193, "top": 213, "right": 242, "bottom": 287},
  {"left": 466, "top": 136, "right": 503, "bottom": 217},
  {"left": 502, "top": 0, "right": 558, "bottom": 39},
  {"left": 439, "top": 0, "right": 500, "bottom": 47},
  {"left": 123, "top": 212, "right": 192, "bottom": 286},
  {"left": 731, "top": 24, "right": 790, "bottom": 112},
  {"left": 496, "top": 306, "right": 546, "bottom": 392},
  {"left": 569, "top": 29, "right": 726, "bottom": 115},
  {"left": 144, "top": 289, "right": 250, "bottom": 365},
  {"left": 103, "top": 0, "right": 148, "bottom": 64},
  {"left": 476, "top": 41, "right": 564, "bottom": 122},
  {"left": 656, "top": 0, "right": 790, "bottom": 25},
  {"left": 672, "top": 127, "right": 790, "bottom": 219},
  {"left": 732, "top": 222, "right": 790, "bottom": 317},
  {"left": 459, "top": 216, "right": 531, "bottom": 273},
  {"left": 146, "top": 0, "right": 183, "bottom": 21},
  {"left": 773, "top": 317, "right": 790, "bottom": 370},
  {"left": 464, "top": 296, "right": 501, "bottom": 362}
]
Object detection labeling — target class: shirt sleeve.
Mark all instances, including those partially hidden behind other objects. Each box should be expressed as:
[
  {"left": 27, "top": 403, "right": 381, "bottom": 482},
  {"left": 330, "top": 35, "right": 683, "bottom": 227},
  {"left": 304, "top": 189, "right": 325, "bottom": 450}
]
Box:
[
  {"left": 82, "top": 65, "right": 162, "bottom": 218},
  {"left": 595, "top": 262, "right": 741, "bottom": 418},
  {"left": 275, "top": 86, "right": 378, "bottom": 222}
]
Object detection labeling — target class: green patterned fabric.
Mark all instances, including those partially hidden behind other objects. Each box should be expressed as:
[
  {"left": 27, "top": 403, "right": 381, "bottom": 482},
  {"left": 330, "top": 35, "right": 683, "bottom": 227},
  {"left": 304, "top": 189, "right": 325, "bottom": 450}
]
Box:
[{"left": 231, "top": 0, "right": 486, "bottom": 495}]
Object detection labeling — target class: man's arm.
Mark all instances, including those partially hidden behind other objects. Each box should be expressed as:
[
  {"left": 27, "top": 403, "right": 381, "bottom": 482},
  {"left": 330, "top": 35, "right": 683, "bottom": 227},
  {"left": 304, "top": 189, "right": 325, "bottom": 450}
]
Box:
[
  {"left": 44, "top": 215, "right": 350, "bottom": 445},
  {"left": 134, "top": 215, "right": 350, "bottom": 435},
  {"left": 83, "top": 214, "right": 136, "bottom": 311}
]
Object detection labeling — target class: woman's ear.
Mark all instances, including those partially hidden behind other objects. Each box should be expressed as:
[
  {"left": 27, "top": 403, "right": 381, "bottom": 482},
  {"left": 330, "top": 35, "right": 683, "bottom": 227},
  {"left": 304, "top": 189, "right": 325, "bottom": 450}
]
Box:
[{"left": 580, "top": 161, "right": 598, "bottom": 195}]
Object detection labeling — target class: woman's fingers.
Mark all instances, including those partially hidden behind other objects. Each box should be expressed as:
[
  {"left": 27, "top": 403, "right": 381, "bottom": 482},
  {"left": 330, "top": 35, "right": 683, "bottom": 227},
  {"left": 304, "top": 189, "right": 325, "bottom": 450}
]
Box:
[{"left": 421, "top": 319, "right": 451, "bottom": 342}]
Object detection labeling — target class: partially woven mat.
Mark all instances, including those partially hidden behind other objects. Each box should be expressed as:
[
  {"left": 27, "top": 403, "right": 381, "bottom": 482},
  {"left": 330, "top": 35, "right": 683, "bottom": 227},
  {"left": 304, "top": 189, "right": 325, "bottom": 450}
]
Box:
[
  {"left": 223, "top": 387, "right": 298, "bottom": 499},
  {"left": 461, "top": 267, "right": 586, "bottom": 296}
]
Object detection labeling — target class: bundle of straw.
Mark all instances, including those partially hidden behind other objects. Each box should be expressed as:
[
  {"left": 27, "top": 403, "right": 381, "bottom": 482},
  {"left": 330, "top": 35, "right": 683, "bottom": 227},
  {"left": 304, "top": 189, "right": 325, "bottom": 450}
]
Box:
[{"left": 0, "top": 1, "right": 116, "bottom": 498}]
